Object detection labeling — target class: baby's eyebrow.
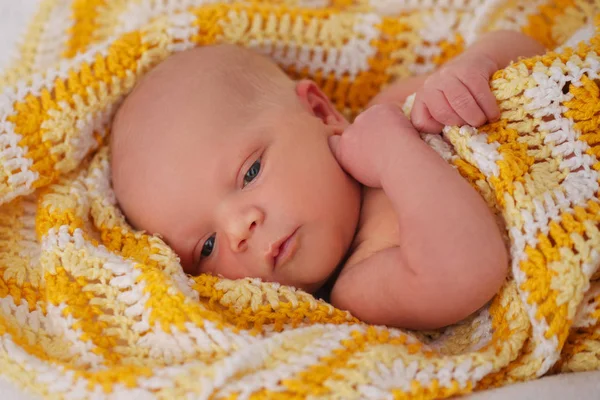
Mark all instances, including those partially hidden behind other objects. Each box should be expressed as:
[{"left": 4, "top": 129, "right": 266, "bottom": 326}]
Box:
[{"left": 202, "top": 148, "right": 236, "bottom": 192}]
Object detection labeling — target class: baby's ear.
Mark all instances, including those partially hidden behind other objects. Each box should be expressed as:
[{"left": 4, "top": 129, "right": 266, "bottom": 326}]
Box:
[{"left": 295, "top": 80, "right": 347, "bottom": 133}]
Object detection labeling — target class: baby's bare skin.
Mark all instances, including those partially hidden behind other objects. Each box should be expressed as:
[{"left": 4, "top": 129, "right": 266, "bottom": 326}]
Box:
[
  {"left": 112, "top": 46, "right": 361, "bottom": 295},
  {"left": 111, "top": 32, "right": 544, "bottom": 330}
]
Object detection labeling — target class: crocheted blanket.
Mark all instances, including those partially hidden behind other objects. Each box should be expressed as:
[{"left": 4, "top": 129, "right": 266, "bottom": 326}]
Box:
[{"left": 0, "top": 0, "right": 599, "bottom": 398}]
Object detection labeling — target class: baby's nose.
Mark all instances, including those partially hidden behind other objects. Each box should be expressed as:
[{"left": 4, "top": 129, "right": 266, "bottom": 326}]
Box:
[{"left": 226, "top": 206, "right": 264, "bottom": 253}]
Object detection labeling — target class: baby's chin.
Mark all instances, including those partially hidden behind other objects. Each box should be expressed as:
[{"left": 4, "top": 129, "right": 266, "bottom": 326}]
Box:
[{"left": 295, "top": 248, "right": 349, "bottom": 294}]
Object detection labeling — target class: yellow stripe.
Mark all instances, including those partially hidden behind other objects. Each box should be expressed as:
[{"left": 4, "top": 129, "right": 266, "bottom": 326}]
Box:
[
  {"left": 191, "top": 4, "right": 227, "bottom": 46},
  {"left": 193, "top": 275, "right": 357, "bottom": 334},
  {"left": 77, "top": 365, "right": 153, "bottom": 393},
  {"left": 485, "top": 121, "right": 534, "bottom": 207},
  {"left": 37, "top": 187, "right": 118, "bottom": 364},
  {"left": 453, "top": 159, "right": 487, "bottom": 187},
  {"left": 44, "top": 266, "right": 117, "bottom": 358},
  {"left": 64, "top": 0, "right": 108, "bottom": 58},
  {"left": 196, "top": 4, "right": 413, "bottom": 118},
  {"left": 446, "top": 118, "right": 535, "bottom": 209},
  {"left": 6, "top": 30, "right": 146, "bottom": 193},
  {"left": 483, "top": 0, "right": 519, "bottom": 33},
  {"left": 556, "top": 318, "right": 600, "bottom": 372},
  {"left": 279, "top": 327, "right": 421, "bottom": 398},
  {"left": 65, "top": 0, "right": 138, "bottom": 57},
  {"left": 100, "top": 226, "right": 234, "bottom": 333},
  {"left": 433, "top": 33, "right": 465, "bottom": 66},
  {"left": 0, "top": 310, "right": 60, "bottom": 365},
  {"left": 38, "top": 212, "right": 163, "bottom": 386},
  {"left": 565, "top": 75, "right": 600, "bottom": 138},
  {"left": 38, "top": 178, "right": 232, "bottom": 337},
  {"left": 518, "top": 30, "right": 599, "bottom": 70},
  {"left": 94, "top": 0, "right": 139, "bottom": 43},
  {"left": 0, "top": 198, "right": 45, "bottom": 310},
  {"left": 523, "top": 0, "right": 577, "bottom": 49},
  {"left": 472, "top": 283, "right": 530, "bottom": 385}
]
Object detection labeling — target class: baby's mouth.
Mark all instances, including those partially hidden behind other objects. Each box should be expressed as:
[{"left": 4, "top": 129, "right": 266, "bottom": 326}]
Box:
[{"left": 268, "top": 227, "right": 300, "bottom": 270}]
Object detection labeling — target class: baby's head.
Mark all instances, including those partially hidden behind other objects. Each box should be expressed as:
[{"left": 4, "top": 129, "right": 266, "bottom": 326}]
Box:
[{"left": 111, "top": 44, "right": 361, "bottom": 293}]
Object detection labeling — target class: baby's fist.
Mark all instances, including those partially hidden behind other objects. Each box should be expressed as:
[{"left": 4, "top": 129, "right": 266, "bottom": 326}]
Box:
[
  {"left": 329, "top": 104, "right": 417, "bottom": 188},
  {"left": 411, "top": 53, "right": 500, "bottom": 134}
]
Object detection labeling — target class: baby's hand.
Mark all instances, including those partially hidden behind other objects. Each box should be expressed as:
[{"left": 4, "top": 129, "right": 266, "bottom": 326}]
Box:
[
  {"left": 411, "top": 52, "right": 501, "bottom": 134},
  {"left": 328, "top": 104, "right": 418, "bottom": 188}
]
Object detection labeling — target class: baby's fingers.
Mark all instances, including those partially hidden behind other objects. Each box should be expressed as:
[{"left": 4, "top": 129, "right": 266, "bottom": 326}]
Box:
[
  {"left": 410, "top": 96, "right": 443, "bottom": 133},
  {"left": 328, "top": 133, "right": 359, "bottom": 177},
  {"left": 411, "top": 88, "right": 464, "bottom": 133},
  {"left": 441, "top": 76, "right": 487, "bottom": 127},
  {"left": 457, "top": 74, "right": 500, "bottom": 122}
]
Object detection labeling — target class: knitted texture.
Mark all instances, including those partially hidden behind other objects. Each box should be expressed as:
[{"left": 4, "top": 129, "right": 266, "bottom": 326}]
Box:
[{"left": 0, "top": 0, "right": 599, "bottom": 398}]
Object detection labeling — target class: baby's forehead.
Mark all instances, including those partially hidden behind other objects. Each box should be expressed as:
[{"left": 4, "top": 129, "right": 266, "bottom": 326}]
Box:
[
  {"left": 156, "top": 111, "right": 258, "bottom": 162},
  {"left": 115, "top": 60, "right": 298, "bottom": 164}
]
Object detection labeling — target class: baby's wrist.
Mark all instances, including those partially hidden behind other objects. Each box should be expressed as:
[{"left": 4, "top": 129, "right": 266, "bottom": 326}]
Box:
[
  {"left": 452, "top": 48, "right": 499, "bottom": 73},
  {"left": 378, "top": 126, "right": 421, "bottom": 188}
]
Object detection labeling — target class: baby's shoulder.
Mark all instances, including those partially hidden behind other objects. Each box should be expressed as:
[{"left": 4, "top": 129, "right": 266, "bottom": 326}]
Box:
[{"left": 315, "top": 188, "right": 400, "bottom": 302}]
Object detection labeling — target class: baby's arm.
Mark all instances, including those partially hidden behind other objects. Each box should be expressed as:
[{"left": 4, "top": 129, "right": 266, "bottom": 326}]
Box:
[
  {"left": 328, "top": 106, "right": 508, "bottom": 330},
  {"left": 369, "top": 30, "right": 546, "bottom": 133},
  {"left": 367, "top": 75, "right": 430, "bottom": 107}
]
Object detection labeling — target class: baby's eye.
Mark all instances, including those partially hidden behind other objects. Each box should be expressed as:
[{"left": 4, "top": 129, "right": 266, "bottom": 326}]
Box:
[
  {"left": 201, "top": 234, "right": 216, "bottom": 258},
  {"left": 243, "top": 159, "right": 261, "bottom": 187}
]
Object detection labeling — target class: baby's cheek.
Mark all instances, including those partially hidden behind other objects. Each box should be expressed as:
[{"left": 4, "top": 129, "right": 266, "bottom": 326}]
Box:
[{"left": 213, "top": 251, "right": 249, "bottom": 280}]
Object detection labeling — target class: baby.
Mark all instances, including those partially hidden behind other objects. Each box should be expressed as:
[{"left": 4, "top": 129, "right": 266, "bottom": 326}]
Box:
[{"left": 110, "top": 30, "right": 545, "bottom": 330}]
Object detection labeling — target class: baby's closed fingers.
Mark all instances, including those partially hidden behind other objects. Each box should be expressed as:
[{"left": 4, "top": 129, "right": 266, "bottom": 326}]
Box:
[
  {"left": 457, "top": 74, "right": 500, "bottom": 122},
  {"left": 439, "top": 75, "right": 487, "bottom": 127},
  {"left": 410, "top": 95, "right": 443, "bottom": 133},
  {"left": 412, "top": 86, "right": 465, "bottom": 133},
  {"left": 453, "top": 59, "right": 500, "bottom": 122}
]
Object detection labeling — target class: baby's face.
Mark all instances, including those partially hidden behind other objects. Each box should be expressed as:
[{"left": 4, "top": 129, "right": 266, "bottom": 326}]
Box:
[{"left": 117, "top": 78, "right": 361, "bottom": 293}]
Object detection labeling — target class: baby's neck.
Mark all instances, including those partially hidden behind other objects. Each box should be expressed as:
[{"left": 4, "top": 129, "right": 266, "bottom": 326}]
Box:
[
  {"left": 312, "top": 255, "right": 346, "bottom": 302},
  {"left": 312, "top": 188, "right": 365, "bottom": 301}
]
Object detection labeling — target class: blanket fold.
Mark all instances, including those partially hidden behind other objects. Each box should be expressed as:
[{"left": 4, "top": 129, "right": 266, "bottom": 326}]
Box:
[{"left": 0, "top": 0, "right": 599, "bottom": 398}]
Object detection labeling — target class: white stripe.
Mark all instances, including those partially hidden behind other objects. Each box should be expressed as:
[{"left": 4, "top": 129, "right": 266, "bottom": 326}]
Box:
[
  {"left": 42, "top": 226, "right": 254, "bottom": 362},
  {"left": 492, "top": 0, "right": 548, "bottom": 32},
  {"left": 32, "top": 1, "right": 73, "bottom": 71},
  {"left": 573, "top": 281, "right": 600, "bottom": 328},
  {"left": 84, "top": 149, "right": 199, "bottom": 299},
  {"left": 357, "top": 356, "right": 494, "bottom": 398},
  {"left": 249, "top": 12, "right": 381, "bottom": 80},
  {"left": 371, "top": 0, "right": 479, "bottom": 15},
  {"left": 505, "top": 52, "right": 600, "bottom": 375},
  {"left": 0, "top": 334, "right": 91, "bottom": 397},
  {"left": 115, "top": 0, "right": 228, "bottom": 37},
  {"left": 216, "top": 324, "right": 365, "bottom": 398},
  {"left": 460, "top": 0, "right": 507, "bottom": 45},
  {"left": 0, "top": 119, "right": 39, "bottom": 204},
  {"left": 556, "top": 23, "right": 596, "bottom": 51},
  {"left": 165, "top": 12, "right": 199, "bottom": 53}
]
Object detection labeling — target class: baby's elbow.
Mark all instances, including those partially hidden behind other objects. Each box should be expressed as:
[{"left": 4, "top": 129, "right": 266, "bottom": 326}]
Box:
[
  {"left": 432, "top": 239, "right": 509, "bottom": 328},
  {"left": 482, "top": 234, "right": 510, "bottom": 297},
  {"left": 458, "top": 236, "right": 509, "bottom": 317}
]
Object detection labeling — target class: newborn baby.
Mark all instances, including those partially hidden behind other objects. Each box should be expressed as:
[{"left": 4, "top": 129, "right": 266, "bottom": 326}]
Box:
[{"left": 111, "top": 30, "right": 544, "bottom": 330}]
